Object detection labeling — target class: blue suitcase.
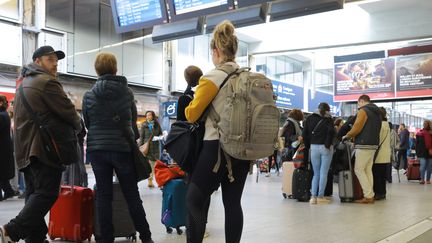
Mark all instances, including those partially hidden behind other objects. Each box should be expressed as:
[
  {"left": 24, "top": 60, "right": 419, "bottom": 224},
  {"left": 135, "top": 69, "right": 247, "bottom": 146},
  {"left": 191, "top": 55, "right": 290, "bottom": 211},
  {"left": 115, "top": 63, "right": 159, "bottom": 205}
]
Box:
[{"left": 161, "top": 179, "right": 187, "bottom": 234}]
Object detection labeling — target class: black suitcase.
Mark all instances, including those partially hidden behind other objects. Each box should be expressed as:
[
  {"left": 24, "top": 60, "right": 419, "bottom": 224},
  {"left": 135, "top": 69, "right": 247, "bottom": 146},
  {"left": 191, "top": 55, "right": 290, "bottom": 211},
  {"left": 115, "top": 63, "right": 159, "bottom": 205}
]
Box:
[
  {"left": 94, "top": 182, "right": 137, "bottom": 240},
  {"left": 292, "top": 166, "right": 312, "bottom": 202}
]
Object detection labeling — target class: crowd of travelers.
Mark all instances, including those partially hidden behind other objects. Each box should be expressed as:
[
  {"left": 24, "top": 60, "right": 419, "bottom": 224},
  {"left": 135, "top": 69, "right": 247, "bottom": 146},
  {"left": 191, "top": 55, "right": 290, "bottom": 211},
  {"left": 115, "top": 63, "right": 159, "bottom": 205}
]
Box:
[{"left": 0, "top": 19, "right": 430, "bottom": 243}]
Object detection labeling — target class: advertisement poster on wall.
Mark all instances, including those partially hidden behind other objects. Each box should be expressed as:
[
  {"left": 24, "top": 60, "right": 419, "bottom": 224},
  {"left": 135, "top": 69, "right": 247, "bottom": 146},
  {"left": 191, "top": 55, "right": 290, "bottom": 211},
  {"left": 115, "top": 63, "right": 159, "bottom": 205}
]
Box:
[
  {"left": 333, "top": 58, "right": 396, "bottom": 101},
  {"left": 272, "top": 80, "right": 303, "bottom": 109},
  {"left": 396, "top": 53, "right": 432, "bottom": 98},
  {"left": 309, "top": 90, "right": 340, "bottom": 116}
]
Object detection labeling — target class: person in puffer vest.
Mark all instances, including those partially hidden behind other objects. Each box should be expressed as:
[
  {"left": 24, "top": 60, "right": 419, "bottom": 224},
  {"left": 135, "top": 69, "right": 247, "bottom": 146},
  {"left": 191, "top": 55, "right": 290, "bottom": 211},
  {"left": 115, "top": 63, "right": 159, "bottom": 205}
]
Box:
[{"left": 343, "top": 94, "right": 382, "bottom": 204}]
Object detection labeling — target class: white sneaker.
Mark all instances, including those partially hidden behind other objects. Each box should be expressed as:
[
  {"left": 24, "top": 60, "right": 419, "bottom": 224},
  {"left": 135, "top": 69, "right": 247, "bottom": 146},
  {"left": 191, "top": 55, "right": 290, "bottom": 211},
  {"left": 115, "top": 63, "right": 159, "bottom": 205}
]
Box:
[
  {"left": 203, "top": 231, "right": 210, "bottom": 238},
  {"left": 317, "top": 197, "right": 331, "bottom": 204},
  {"left": 0, "top": 226, "right": 15, "bottom": 243},
  {"left": 309, "top": 197, "right": 317, "bottom": 205}
]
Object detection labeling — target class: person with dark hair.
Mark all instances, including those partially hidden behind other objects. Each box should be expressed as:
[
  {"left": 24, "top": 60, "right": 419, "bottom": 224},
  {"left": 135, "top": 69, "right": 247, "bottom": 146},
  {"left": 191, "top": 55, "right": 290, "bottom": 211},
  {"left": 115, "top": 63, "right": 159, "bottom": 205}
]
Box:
[
  {"left": 398, "top": 123, "right": 410, "bottom": 170},
  {"left": 139, "top": 110, "right": 162, "bottom": 188},
  {"left": 302, "top": 102, "right": 335, "bottom": 204},
  {"left": 343, "top": 94, "right": 382, "bottom": 204},
  {"left": 177, "top": 65, "right": 203, "bottom": 122},
  {"left": 0, "top": 95, "right": 15, "bottom": 202},
  {"left": 280, "top": 109, "right": 304, "bottom": 161},
  {"left": 1, "top": 46, "right": 82, "bottom": 243},
  {"left": 83, "top": 52, "right": 153, "bottom": 243},
  {"left": 415, "top": 120, "right": 432, "bottom": 184},
  {"left": 372, "top": 107, "right": 391, "bottom": 200}
]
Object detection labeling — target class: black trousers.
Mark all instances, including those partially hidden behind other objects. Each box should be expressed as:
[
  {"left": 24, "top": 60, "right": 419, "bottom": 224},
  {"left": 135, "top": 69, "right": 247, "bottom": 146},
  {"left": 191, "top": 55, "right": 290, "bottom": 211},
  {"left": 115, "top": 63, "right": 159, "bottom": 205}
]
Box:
[
  {"left": 186, "top": 141, "right": 250, "bottom": 243},
  {"left": 372, "top": 163, "right": 388, "bottom": 197},
  {"left": 5, "top": 158, "right": 62, "bottom": 243},
  {"left": 268, "top": 149, "right": 280, "bottom": 172}
]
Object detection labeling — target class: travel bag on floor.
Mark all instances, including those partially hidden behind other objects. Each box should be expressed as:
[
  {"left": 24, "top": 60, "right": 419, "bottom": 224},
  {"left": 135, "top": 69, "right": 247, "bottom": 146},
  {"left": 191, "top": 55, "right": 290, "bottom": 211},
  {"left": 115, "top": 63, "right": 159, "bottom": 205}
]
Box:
[
  {"left": 161, "top": 178, "right": 187, "bottom": 234},
  {"left": 292, "top": 166, "right": 312, "bottom": 202},
  {"left": 407, "top": 158, "right": 421, "bottom": 180},
  {"left": 94, "top": 182, "right": 136, "bottom": 240},
  {"left": 48, "top": 185, "right": 94, "bottom": 242},
  {"left": 282, "top": 162, "right": 295, "bottom": 199}
]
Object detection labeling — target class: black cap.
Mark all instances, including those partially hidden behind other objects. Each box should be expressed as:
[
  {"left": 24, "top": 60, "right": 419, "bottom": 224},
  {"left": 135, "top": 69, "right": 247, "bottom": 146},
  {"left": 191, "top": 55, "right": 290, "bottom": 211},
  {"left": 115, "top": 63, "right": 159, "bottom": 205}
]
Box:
[{"left": 32, "top": 46, "right": 65, "bottom": 61}]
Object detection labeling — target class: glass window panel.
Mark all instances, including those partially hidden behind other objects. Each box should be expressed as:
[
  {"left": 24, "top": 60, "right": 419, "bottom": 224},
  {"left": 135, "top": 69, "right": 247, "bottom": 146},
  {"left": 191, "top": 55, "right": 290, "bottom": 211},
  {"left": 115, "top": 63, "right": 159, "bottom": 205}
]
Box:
[
  {"left": 100, "top": 4, "right": 123, "bottom": 75},
  {"left": 0, "top": 22, "right": 21, "bottom": 65},
  {"left": 123, "top": 38, "right": 144, "bottom": 84},
  {"left": 143, "top": 38, "right": 163, "bottom": 88},
  {"left": 45, "top": 0, "right": 73, "bottom": 32},
  {"left": 0, "top": 0, "right": 19, "bottom": 20},
  {"left": 73, "top": 0, "right": 99, "bottom": 76}
]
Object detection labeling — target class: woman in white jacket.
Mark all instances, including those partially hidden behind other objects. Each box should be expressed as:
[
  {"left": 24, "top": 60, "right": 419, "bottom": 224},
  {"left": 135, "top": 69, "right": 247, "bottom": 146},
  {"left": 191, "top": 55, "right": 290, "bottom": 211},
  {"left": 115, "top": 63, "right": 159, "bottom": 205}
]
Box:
[{"left": 373, "top": 107, "right": 391, "bottom": 200}]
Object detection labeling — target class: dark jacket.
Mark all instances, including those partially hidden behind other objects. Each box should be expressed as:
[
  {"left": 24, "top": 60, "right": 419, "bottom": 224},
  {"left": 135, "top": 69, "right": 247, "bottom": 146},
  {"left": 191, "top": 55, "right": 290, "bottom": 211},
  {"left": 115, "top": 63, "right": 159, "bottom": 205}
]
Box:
[
  {"left": 139, "top": 120, "right": 162, "bottom": 161},
  {"left": 14, "top": 63, "right": 81, "bottom": 170},
  {"left": 354, "top": 104, "right": 382, "bottom": 148},
  {"left": 302, "top": 112, "right": 335, "bottom": 149},
  {"left": 0, "top": 110, "right": 14, "bottom": 180},
  {"left": 415, "top": 130, "right": 431, "bottom": 158},
  {"left": 399, "top": 129, "right": 410, "bottom": 150},
  {"left": 177, "top": 86, "right": 194, "bottom": 121},
  {"left": 82, "top": 75, "right": 139, "bottom": 153}
]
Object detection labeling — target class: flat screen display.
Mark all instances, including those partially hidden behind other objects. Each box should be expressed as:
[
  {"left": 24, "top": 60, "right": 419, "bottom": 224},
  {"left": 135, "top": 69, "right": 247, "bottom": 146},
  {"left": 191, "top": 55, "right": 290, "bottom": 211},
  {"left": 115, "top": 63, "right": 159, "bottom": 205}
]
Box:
[
  {"left": 237, "top": 0, "right": 271, "bottom": 8},
  {"left": 333, "top": 58, "right": 396, "bottom": 102},
  {"left": 168, "top": 0, "right": 234, "bottom": 21},
  {"left": 111, "top": 0, "right": 168, "bottom": 33}
]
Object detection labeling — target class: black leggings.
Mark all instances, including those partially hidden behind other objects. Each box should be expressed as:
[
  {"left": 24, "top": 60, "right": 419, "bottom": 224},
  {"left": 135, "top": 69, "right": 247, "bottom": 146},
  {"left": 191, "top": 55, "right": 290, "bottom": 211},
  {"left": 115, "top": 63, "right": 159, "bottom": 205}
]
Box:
[
  {"left": 186, "top": 140, "right": 250, "bottom": 243},
  {"left": 268, "top": 149, "right": 280, "bottom": 172}
]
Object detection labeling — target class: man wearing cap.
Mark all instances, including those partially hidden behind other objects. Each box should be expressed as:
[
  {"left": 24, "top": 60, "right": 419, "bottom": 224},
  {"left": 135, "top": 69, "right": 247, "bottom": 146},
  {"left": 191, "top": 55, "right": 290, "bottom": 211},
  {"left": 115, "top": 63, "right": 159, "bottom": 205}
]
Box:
[{"left": 0, "top": 46, "right": 81, "bottom": 243}]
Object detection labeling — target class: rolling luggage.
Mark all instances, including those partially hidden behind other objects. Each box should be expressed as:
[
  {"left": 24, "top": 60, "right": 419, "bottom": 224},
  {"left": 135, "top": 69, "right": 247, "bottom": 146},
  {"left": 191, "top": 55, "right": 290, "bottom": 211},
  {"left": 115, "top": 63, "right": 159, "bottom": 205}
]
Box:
[
  {"left": 292, "top": 166, "right": 312, "bottom": 202},
  {"left": 407, "top": 158, "right": 421, "bottom": 180},
  {"left": 338, "top": 142, "right": 363, "bottom": 202},
  {"left": 94, "top": 182, "right": 136, "bottom": 240},
  {"left": 162, "top": 179, "right": 187, "bottom": 234},
  {"left": 282, "top": 162, "right": 295, "bottom": 199},
  {"left": 48, "top": 185, "right": 94, "bottom": 241}
]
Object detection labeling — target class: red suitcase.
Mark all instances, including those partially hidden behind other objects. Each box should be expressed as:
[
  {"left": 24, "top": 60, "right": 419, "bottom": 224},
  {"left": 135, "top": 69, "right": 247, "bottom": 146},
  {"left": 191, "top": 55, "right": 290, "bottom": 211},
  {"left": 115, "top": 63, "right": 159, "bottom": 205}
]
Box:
[
  {"left": 48, "top": 185, "right": 94, "bottom": 242},
  {"left": 407, "top": 158, "right": 421, "bottom": 180}
]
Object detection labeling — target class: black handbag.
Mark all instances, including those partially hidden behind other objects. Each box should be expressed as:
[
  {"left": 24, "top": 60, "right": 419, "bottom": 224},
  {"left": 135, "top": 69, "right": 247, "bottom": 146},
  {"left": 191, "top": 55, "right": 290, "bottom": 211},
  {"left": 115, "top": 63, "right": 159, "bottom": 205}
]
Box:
[
  {"left": 164, "top": 120, "right": 205, "bottom": 173},
  {"left": 19, "top": 85, "right": 79, "bottom": 165}
]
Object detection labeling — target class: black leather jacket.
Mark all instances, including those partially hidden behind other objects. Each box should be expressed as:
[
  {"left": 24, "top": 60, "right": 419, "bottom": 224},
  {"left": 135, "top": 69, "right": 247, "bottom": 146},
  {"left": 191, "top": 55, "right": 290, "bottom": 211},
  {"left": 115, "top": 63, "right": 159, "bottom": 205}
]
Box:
[{"left": 82, "top": 74, "right": 139, "bottom": 153}]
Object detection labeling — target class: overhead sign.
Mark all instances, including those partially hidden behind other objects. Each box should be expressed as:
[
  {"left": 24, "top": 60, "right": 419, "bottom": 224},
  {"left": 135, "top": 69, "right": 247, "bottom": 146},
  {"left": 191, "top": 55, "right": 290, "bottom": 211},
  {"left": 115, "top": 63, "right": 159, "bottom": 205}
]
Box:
[{"left": 272, "top": 80, "right": 303, "bottom": 109}]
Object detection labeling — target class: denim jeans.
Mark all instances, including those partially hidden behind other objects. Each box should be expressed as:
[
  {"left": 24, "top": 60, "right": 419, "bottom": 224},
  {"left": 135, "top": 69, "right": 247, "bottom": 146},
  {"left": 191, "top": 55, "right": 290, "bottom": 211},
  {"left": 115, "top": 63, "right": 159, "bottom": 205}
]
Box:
[
  {"left": 5, "top": 158, "right": 62, "bottom": 243},
  {"left": 419, "top": 157, "right": 432, "bottom": 181},
  {"left": 88, "top": 151, "right": 152, "bottom": 243},
  {"left": 310, "top": 144, "right": 333, "bottom": 197}
]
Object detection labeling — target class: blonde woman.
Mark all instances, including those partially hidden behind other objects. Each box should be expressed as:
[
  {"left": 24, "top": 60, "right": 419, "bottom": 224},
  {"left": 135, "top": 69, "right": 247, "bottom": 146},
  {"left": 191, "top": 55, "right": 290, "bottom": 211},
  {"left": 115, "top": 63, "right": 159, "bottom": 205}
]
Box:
[{"left": 184, "top": 21, "right": 248, "bottom": 243}]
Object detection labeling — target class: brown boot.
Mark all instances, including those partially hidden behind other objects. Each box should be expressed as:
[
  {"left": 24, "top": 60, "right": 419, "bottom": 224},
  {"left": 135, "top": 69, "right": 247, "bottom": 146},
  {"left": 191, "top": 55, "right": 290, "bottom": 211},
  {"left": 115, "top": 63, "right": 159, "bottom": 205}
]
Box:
[{"left": 148, "top": 178, "right": 154, "bottom": 188}]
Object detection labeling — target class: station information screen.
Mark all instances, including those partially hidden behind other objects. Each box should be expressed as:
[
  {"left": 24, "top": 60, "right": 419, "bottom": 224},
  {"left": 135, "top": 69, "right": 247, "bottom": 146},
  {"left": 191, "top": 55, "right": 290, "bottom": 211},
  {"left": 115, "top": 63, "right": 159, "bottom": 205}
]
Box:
[
  {"left": 111, "top": 0, "right": 168, "bottom": 33},
  {"left": 168, "top": 0, "right": 234, "bottom": 21}
]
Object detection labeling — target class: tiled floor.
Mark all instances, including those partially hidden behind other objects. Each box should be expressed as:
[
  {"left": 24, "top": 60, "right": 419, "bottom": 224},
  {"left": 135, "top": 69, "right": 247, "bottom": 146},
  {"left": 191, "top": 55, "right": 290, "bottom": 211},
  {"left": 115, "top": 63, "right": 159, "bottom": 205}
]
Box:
[{"left": 1, "top": 167, "right": 432, "bottom": 242}]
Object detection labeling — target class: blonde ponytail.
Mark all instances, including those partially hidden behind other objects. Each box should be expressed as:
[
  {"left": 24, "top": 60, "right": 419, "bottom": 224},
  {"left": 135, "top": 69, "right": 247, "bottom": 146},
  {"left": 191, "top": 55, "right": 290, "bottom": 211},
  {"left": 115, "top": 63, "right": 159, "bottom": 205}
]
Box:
[{"left": 211, "top": 20, "right": 238, "bottom": 62}]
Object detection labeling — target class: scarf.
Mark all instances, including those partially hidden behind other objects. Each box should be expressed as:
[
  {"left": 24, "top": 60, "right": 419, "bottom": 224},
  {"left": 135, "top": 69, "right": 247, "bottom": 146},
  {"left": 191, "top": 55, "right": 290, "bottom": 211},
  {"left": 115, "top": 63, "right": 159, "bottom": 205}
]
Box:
[{"left": 287, "top": 117, "right": 302, "bottom": 136}]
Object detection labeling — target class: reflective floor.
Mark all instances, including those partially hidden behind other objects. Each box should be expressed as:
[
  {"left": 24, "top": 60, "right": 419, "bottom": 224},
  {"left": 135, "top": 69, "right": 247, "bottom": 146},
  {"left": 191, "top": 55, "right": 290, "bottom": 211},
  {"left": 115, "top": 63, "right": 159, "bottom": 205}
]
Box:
[{"left": 1, "top": 166, "right": 432, "bottom": 243}]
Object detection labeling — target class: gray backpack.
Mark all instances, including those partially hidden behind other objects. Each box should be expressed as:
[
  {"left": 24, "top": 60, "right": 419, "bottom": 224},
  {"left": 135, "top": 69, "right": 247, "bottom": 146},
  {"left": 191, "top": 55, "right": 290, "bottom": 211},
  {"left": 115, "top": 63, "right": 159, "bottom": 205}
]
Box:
[{"left": 209, "top": 67, "right": 280, "bottom": 181}]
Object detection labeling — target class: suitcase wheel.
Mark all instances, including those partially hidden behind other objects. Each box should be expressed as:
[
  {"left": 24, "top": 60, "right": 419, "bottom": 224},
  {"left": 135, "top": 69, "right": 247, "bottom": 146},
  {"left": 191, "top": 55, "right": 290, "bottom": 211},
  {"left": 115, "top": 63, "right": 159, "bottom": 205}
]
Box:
[
  {"left": 176, "top": 227, "right": 183, "bottom": 235},
  {"left": 166, "top": 227, "right": 173, "bottom": 234},
  {"left": 282, "top": 193, "right": 287, "bottom": 199}
]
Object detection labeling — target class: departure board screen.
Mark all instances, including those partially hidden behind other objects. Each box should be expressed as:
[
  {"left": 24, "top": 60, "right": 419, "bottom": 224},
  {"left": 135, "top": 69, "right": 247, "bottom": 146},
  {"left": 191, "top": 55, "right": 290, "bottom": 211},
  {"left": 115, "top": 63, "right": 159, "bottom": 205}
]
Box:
[
  {"left": 168, "top": 0, "right": 234, "bottom": 21},
  {"left": 111, "top": 0, "right": 168, "bottom": 33}
]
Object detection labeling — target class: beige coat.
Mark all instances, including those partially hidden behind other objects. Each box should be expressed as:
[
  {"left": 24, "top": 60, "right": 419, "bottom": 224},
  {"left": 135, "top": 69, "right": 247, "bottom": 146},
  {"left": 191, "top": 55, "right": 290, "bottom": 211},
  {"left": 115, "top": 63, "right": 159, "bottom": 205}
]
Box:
[{"left": 375, "top": 121, "right": 391, "bottom": 164}]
